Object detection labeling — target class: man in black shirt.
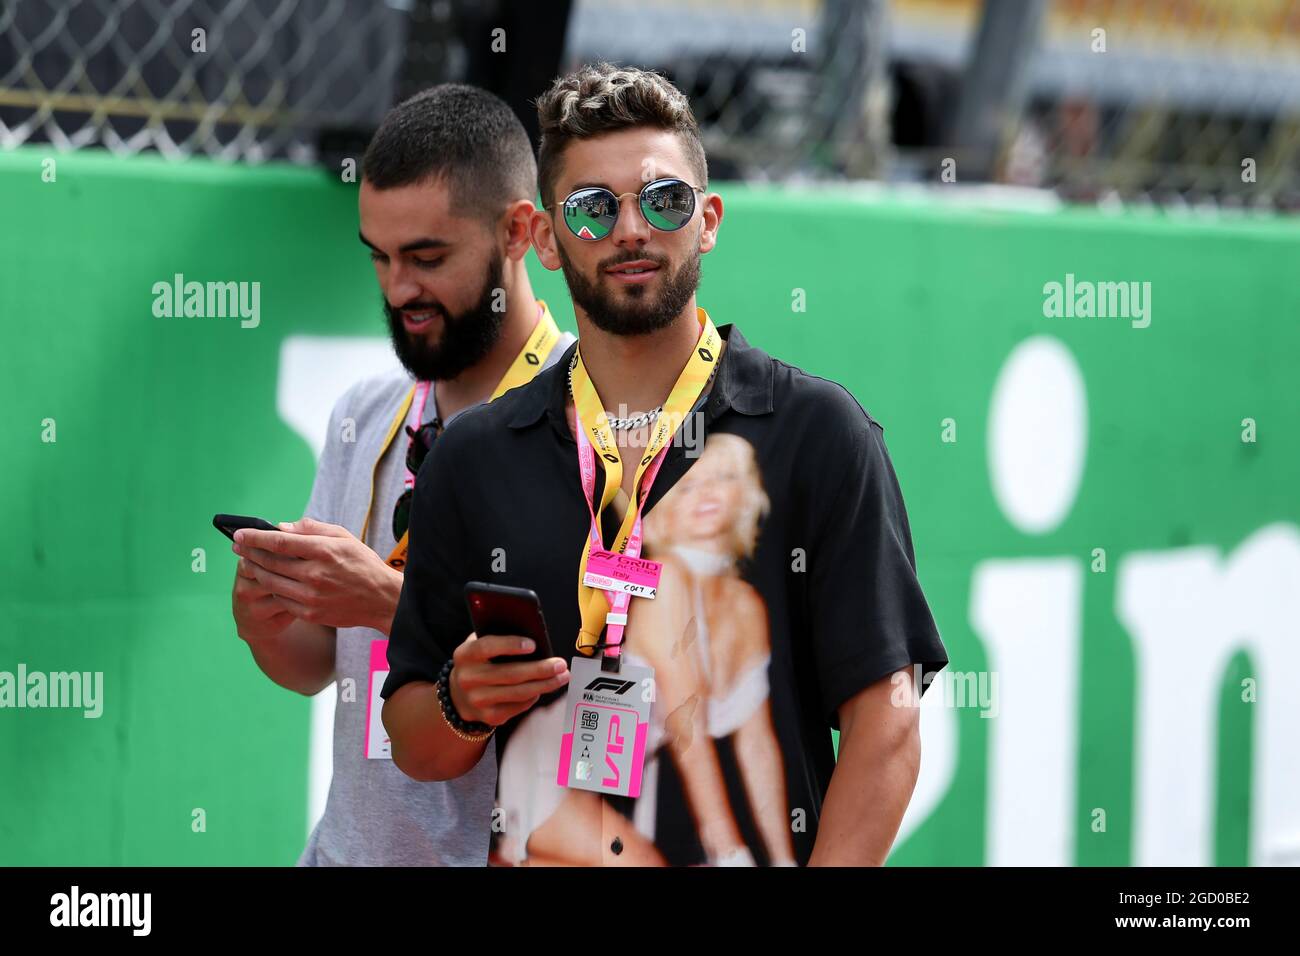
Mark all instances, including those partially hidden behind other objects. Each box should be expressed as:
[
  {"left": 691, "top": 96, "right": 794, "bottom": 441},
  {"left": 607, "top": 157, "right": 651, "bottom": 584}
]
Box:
[{"left": 382, "top": 63, "right": 948, "bottom": 866}]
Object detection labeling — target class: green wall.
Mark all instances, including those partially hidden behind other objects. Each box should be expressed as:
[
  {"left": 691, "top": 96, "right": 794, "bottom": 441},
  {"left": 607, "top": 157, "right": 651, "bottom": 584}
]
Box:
[{"left": 2, "top": 148, "right": 1297, "bottom": 865}]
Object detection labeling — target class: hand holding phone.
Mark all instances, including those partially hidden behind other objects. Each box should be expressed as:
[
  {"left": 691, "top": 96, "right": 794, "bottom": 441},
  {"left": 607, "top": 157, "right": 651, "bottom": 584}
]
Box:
[
  {"left": 449, "top": 582, "right": 569, "bottom": 726},
  {"left": 464, "top": 582, "right": 553, "bottom": 663}
]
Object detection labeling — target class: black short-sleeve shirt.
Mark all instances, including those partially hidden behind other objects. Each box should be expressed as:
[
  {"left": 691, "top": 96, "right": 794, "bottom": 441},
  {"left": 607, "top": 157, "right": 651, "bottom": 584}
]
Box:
[{"left": 383, "top": 323, "right": 947, "bottom": 866}]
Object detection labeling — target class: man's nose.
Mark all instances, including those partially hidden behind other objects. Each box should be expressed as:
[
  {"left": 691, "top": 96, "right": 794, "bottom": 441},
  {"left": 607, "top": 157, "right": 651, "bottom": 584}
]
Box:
[
  {"left": 610, "top": 197, "right": 651, "bottom": 249},
  {"left": 384, "top": 261, "right": 423, "bottom": 307}
]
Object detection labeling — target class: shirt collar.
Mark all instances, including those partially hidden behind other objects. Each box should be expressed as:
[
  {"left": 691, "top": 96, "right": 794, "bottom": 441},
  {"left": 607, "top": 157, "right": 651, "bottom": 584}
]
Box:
[
  {"left": 706, "top": 324, "right": 774, "bottom": 417},
  {"left": 507, "top": 321, "right": 774, "bottom": 431}
]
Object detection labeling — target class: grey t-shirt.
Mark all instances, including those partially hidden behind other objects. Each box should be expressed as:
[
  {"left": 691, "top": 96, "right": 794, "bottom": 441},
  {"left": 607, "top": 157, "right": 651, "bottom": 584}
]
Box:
[{"left": 297, "top": 331, "right": 574, "bottom": 866}]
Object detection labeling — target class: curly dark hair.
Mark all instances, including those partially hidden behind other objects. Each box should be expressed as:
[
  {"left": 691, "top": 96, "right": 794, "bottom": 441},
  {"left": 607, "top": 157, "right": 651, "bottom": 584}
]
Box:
[{"left": 534, "top": 62, "right": 708, "bottom": 210}]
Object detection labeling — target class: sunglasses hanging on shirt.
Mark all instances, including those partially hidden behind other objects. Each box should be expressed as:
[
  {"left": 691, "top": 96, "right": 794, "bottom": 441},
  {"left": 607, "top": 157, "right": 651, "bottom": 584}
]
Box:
[{"left": 391, "top": 418, "right": 441, "bottom": 543}]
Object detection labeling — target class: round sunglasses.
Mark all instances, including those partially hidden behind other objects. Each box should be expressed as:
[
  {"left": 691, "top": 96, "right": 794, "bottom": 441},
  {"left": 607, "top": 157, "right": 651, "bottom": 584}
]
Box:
[{"left": 551, "top": 178, "right": 705, "bottom": 241}]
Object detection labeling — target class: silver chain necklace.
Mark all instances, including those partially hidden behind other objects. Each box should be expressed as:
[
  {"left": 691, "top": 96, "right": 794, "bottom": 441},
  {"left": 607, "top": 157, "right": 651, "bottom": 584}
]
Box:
[{"left": 568, "top": 353, "right": 663, "bottom": 430}]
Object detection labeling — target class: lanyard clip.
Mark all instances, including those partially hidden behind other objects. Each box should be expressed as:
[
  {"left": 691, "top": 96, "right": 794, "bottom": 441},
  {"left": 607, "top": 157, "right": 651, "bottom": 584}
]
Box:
[{"left": 602, "top": 611, "right": 627, "bottom": 673}]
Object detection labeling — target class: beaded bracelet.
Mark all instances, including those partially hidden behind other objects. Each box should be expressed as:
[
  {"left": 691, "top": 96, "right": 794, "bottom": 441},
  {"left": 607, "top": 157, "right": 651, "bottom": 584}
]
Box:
[{"left": 436, "top": 659, "right": 494, "bottom": 742}]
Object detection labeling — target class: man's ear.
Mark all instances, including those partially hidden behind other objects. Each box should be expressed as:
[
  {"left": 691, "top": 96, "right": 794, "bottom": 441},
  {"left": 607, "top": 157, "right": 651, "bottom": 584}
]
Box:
[
  {"left": 528, "top": 206, "right": 563, "bottom": 272},
  {"left": 698, "top": 191, "right": 724, "bottom": 255},
  {"left": 502, "top": 199, "right": 536, "bottom": 262}
]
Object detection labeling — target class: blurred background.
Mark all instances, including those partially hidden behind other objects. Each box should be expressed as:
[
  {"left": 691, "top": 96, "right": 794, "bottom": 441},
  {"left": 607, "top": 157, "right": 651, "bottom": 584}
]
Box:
[
  {"left": 5, "top": 0, "right": 1300, "bottom": 206},
  {"left": 2, "top": 0, "right": 1298, "bottom": 866}
]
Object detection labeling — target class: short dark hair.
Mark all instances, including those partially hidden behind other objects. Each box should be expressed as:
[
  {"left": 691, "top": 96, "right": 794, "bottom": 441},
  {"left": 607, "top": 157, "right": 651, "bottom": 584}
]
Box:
[
  {"left": 362, "top": 84, "right": 538, "bottom": 221},
  {"left": 535, "top": 63, "right": 708, "bottom": 210}
]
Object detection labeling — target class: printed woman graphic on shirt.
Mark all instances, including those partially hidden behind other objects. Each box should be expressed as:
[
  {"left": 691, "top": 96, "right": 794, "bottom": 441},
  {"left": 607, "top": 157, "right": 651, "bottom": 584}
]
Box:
[
  {"left": 491, "top": 432, "right": 793, "bottom": 866},
  {"left": 637, "top": 432, "right": 795, "bottom": 866}
]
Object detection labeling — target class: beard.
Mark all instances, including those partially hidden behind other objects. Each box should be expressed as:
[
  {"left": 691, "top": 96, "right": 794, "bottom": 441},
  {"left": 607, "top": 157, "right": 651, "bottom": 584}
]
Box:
[
  {"left": 556, "top": 237, "right": 701, "bottom": 337},
  {"left": 383, "top": 249, "right": 506, "bottom": 381}
]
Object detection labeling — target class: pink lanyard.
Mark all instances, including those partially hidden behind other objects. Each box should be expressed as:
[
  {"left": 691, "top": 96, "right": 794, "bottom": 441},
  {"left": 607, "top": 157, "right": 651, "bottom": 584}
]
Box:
[
  {"left": 575, "top": 417, "right": 669, "bottom": 660},
  {"left": 402, "top": 380, "right": 433, "bottom": 491}
]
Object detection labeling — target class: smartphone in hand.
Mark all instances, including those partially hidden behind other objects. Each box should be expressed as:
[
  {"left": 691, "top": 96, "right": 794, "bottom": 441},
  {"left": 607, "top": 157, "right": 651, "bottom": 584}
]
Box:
[
  {"left": 464, "top": 582, "right": 553, "bottom": 664},
  {"left": 213, "top": 513, "right": 277, "bottom": 541}
]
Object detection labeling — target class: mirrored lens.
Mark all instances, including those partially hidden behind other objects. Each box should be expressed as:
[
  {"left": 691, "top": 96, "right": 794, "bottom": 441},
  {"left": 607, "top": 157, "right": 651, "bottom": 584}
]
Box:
[
  {"left": 563, "top": 187, "right": 619, "bottom": 240},
  {"left": 640, "top": 179, "right": 696, "bottom": 231}
]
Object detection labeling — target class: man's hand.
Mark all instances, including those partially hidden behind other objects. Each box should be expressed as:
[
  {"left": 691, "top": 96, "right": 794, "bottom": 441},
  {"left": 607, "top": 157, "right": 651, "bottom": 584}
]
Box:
[
  {"left": 383, "top": 637, "right": 568, "bottom": 781},
  {"left": 231, "top": 557, "right": 295, "bottom": 644},
  {"left": 232, "top": 517, "right": 404, "bottom": 634},
  {"left": 448, "top": 632, "right": 571, "bottom": 726}
]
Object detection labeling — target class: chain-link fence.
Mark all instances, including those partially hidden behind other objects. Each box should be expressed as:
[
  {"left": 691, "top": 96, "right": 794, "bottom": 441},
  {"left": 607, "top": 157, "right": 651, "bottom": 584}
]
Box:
[
  {"left": 564, "top": 0, "right": 890, "bottom": 181},
  {"left": 888, "top": 0, "right": 1300, "bottom": 209},
  {"left": 3, "top": 0, "right": 1298, "bottom": 208},
  {"left": 0, "top": 0, "right": 422, "bottom": 161},
  {"left": 0, "top": 0, "right": 888, "bottom": 176}
]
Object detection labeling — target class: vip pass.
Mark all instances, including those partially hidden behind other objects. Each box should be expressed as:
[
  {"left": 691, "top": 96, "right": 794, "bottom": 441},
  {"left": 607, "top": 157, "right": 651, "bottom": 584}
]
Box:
[{"left": 568, "top": 353, "right": 662, "bottom": 430}]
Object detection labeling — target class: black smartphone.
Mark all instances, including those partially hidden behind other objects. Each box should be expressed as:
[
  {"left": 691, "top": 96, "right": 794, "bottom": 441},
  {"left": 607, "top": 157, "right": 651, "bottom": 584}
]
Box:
[
  {"left": 213, "top": 513, "right": 278, "bottom": 541},
  {"left": 464, "top": 581, "right": 553, "bottom": 664}
]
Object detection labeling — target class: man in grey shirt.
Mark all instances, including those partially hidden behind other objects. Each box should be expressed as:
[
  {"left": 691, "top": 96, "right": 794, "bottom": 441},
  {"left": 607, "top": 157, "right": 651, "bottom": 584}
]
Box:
[{"left": 228, "top": 85, "right": 573, "bottom": 865}]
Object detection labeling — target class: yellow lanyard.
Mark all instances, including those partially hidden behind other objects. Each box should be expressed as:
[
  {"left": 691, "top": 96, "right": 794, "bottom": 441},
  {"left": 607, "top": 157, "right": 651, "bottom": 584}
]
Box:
[
  {"left": 572, "top": 308, "right": 720, "bottom": 655},
  {"left": 360, "top": 302, "right": 563, "bottom": 567}
]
